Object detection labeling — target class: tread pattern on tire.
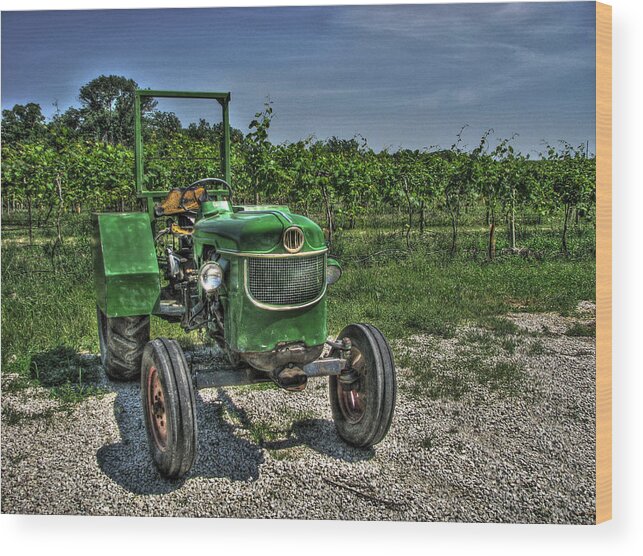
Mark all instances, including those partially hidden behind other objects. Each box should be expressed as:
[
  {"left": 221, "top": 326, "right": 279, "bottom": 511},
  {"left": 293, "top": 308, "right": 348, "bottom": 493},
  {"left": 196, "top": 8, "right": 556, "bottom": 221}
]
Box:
[
  {"left": 141, "top": 338, "right": 198, "bottom": 479},
  {"left": 98, "top": 307, "right": 150, "bottom": 381},
  {"left": 329, "top": 323, "right": 397, "bottom": 448}
]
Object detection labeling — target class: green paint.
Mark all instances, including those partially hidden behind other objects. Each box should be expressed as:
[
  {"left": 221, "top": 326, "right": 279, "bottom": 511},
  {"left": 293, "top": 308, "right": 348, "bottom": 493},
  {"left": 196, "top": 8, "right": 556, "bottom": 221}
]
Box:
[
  {"left": 192, "top": 203, "right": 328, "bottom": 352},
  {"left": 193, "top": 210, "right": 326, "bottom": 256},
  {"left": 224, "top": 258, "right": 328, "bottom": 353},
  {"left": 92, "top": 213, "right": 160, "bottom": 317},
  {"left": 95, "top": 88, "right": 329, "bottom": 359}
]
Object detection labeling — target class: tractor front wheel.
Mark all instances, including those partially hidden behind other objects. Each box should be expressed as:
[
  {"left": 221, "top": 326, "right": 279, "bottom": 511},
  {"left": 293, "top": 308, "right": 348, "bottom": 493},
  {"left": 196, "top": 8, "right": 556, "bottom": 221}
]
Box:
[
  {"left": 329, "top": 324, "right": 396, "bottom": 448},
  {"left": 97, "top": 306, "right": 149, "bottom": 381},
  {"left": 141, "top": 339, "right": 197, "bottom": 479}
]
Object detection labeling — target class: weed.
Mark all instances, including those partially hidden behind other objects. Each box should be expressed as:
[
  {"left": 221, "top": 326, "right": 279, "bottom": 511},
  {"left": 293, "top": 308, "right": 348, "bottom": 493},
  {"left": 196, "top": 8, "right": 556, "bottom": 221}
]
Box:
[
  {"left": 30, "top": 346, "right": 99, "bottom": 386},
  {"left": 501, "top": 337, "right": 520, "bottom": 355},
  {"left": 49, "top": 383, "right": 108, "bottom": 408},
  {"left": 481, "top": 317, "right": 521, "bottom": 337},
  {"left": 248, "top": 421, "right": 285, "bottom": 446},
  {"left": 565, "top": 322, "right": 596, "bottom": 337},
  {"left": 420, "top": 432, "right": 437, "bottom": 450},
  {"left": 475, "top": 361, "right": 524, "bottom": 394},
  {"left": 528, "top": 340, "right": 546, "bottom": 356}
]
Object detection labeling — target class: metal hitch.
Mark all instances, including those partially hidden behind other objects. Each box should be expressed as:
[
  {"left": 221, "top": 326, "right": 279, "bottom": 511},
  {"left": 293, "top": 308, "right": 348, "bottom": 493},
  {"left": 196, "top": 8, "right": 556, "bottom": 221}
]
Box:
[{"left": 275, "top": 365, "right": 308, "bottom": 392}]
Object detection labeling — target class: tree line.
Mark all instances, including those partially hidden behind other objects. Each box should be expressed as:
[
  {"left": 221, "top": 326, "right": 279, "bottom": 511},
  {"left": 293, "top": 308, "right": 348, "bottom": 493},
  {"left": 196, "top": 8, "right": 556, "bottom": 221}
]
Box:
[{"left": 1, "top": 75, "right": 596, "bottom": 258}]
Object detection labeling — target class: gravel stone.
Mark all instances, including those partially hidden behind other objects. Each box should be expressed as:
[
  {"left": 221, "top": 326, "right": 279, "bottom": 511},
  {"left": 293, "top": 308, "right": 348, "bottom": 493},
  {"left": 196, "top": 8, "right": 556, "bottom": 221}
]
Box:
[{"left": 1, "top": 304, "right": 596, "bottom": 523}]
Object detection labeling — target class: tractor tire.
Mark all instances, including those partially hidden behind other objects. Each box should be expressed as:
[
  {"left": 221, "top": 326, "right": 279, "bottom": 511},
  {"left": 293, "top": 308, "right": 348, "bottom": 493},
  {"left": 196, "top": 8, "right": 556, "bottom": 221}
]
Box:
[
  {"left": 141, "top": 339, "right": 198, "bottom": 479},
  {"left": 329, "top": 323, "right": 397, "bottom": 448},
  {"left": 97, "top": 306, "right": 150, "bottom": 381}
]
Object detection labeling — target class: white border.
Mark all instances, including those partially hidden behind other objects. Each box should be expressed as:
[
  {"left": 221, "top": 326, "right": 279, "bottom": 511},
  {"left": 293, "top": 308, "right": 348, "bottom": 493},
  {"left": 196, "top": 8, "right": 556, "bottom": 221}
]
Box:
[{"left": 1, "top": 1, "right": 641, "bottom": 555}]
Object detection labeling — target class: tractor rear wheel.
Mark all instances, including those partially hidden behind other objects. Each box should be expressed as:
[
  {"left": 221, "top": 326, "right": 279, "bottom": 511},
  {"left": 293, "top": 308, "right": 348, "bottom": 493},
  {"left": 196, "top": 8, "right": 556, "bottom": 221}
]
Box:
[
  {"left": 329, "top": 324, "right": 396, "bottom": 448},
  {"left": 97, "top": 306, "right": 150, "bottom": 381},
  {"left": 141, "top": 339, "right": 197, "bottom": 479}
]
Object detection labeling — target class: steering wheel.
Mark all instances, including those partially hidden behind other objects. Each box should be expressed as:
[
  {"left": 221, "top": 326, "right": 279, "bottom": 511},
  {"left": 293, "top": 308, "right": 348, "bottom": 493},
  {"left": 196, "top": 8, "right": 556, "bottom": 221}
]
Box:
[{"left": 179, "top": 178, "right": 233, "bottom": 210}]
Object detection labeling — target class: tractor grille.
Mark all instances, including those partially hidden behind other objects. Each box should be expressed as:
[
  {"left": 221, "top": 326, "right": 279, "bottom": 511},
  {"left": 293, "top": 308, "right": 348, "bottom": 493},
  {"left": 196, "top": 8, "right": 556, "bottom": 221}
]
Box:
[{"left": 247, "top": 254, "right": 325, "bottom": 306}]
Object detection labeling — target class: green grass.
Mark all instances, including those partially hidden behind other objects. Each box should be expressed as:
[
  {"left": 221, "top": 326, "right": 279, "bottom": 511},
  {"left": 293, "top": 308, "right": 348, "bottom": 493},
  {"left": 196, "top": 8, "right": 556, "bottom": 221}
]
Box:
[
  {"left": 564, "top": 322, "right": 596, "bottom": 337},
  {"left": 1, "top": 211, "right": 595, "bottom": 406},
  {"left": 482, "top": 317, "right": 522, "bottom": 337},
  {"left": 527, "top": 339, "right": 547, "bottom": 356},
  {"left": 247, "top": 421, "right": 285, "bottom": 446},
  {"left": 475, "top": 361, "right": 524, "bottom": 394},
  {"left": 328, "top": 252, "right": 595, "bottom": 341},
  {"left": 500, "top": 337, "right": 520, "bottom": 355},
  {"left": 30, "top": 346, "right": 99, "bottom": 386}
]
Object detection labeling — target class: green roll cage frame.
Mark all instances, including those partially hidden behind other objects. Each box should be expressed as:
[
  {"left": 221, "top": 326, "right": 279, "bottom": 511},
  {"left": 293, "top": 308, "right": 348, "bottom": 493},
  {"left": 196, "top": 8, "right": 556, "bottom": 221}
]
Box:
[{"left": 134, "top": 89, "right": 232, "bottom": 217}]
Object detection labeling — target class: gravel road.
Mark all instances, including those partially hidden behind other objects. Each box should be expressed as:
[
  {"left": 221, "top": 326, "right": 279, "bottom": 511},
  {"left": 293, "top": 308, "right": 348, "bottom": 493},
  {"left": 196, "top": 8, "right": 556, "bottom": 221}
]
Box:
[{"left": 1, "top": 305, "right": 596, "bottom": 523}]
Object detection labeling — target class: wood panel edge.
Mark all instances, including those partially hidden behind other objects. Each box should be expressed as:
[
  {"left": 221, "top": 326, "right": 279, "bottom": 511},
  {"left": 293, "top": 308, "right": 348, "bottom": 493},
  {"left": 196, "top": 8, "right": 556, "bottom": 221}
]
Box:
[{"left": 595, "top": 0, "right": 612, "bottom": 525}]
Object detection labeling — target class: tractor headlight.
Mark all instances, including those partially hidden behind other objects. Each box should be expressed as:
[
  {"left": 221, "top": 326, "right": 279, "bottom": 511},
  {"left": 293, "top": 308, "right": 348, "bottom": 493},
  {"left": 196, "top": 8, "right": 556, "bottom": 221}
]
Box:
[
  {"left": 199, "top": 262, "right": 223, "bottom": 293},
  {"left": 326, "top": 259, "right": 342, "bottom": 285}
]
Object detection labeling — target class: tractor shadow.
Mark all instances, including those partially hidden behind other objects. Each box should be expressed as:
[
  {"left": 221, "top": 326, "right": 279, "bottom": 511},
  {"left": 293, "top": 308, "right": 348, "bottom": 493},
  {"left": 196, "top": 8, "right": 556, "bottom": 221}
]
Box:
[
  {"left": 213, "top": 390, "right": 375, "bottom": 463},
  {"left": 261, "top": 418, "right": 375, "bottom": 462},
  {"left": 96, "top": 384, "right": 265, "bottom": 495},
  {"left": 97, "top": 379, "right": 373, "bottom": 495}
]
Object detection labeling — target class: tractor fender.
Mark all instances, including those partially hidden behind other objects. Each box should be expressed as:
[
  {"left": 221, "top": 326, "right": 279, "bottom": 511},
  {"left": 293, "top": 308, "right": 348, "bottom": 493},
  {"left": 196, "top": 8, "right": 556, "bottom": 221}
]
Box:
[{"left": 92, "top": 212, "right": 160, "bottom": 318}]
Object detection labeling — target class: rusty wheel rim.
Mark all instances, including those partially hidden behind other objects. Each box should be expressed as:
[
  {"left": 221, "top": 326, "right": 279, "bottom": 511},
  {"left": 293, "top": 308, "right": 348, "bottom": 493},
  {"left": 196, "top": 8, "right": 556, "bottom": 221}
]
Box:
[
  {"left": 337, "top": 347, "right": 367, "bottom": 424},
  {"left": 147, "top": 366, "right": 168, "bottom": 450}
]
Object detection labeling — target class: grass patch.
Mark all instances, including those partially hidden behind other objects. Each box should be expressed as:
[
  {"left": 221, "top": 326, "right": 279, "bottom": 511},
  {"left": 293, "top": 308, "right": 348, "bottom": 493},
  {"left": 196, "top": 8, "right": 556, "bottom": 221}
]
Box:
[
  {"left": 565, "top": 321, "right": 596, "bottom": 337},
  {"left": 1, "top": 405, "right": 58, "bottom": 426},
  {"left": 481, "top": 317, "right": 521, "bottom": 337},
  {"left": 27, "top": 345, "right": 107, "bottom": 404},
  {"left": 404, "top": 355, "right": 471, "bottom": 401},
  {"left": 459, "top": 329, "right": 498, "bottom": 355},
  {"left": 420, "top": 432, "right": 438, "bottom": 450},
  {"left": 426, "top": 372, "right": 470, "bottom": 400},
  {"left": 247, "top": 421, "right": 285, "bottom": 446},
  {"left": 328, "top": 251, "right": 594, "bottom": 341},
  {"left": 30, "top": 346, "right": 99, "bottom": 386},
  {"left": 474, "top": 361, "right": 524, "bottom": 394},
  {"left": 501, "top": 337, "right": 520, "bottom": 355},
  {"left": 48, "top": 383, "right": 108, "bottom": 407},
  {"left": 528, "top": 339, "right": 546, "bottom": 356}
]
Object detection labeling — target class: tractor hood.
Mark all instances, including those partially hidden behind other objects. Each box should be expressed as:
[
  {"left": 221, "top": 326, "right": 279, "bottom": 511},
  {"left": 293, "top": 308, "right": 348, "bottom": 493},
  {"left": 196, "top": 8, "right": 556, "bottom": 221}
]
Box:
[{"left": 193, "top": 208, "right": 326, "bottom": 254}]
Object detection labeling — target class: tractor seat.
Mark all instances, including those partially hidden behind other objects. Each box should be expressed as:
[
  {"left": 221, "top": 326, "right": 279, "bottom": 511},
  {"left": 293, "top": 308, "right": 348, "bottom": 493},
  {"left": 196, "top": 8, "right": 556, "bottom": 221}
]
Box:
[{"left": 154, "top": 186, "right": 207, "bottom": 217}]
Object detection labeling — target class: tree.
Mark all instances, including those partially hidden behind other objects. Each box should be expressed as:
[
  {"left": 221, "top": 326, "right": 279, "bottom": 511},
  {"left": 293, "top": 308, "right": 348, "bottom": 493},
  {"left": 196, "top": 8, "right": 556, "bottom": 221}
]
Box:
[
  {"left": 441, "top": 126, "right": 488, "bottom": 256},
  {"left": 1, "top": 142, "right": 57, "bottom": 243},
  {"left": 476, "top": 134, "right": 520, "bottom": 260},
  {"left": 76, "top": 75, "right": 156, "bottom": 146},
  {"left": 544, "top": 142, "right": 595, "bottom": 255},
  {"left": 144, "top": 111, "right": 182, "bottom": 140},
  {"left": 1, "top": 103, "right": 47, "bottom": 144},
  {"left": 244, "top": 100, "right": 287, "bottom": 205}
]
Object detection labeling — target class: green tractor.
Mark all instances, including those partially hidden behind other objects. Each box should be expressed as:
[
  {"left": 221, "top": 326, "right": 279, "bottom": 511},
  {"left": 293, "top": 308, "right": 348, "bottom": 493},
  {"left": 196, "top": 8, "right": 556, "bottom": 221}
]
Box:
[{"left": 93, "top": 90, "right": 396, "bottom": 478}]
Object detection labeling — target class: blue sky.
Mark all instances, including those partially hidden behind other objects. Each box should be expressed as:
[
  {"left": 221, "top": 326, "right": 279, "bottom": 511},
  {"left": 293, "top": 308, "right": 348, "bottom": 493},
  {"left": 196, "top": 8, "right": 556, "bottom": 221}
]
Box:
[{"left": 1, "top": 2, "right": 596, "bottom": 153}]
